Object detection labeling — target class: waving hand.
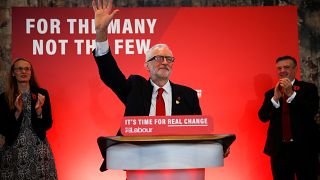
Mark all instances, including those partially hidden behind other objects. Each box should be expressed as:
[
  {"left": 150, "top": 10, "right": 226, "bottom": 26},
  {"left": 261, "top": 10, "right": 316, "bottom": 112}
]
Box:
[{"left": 92, "top": 0, "right": 119, "bottom": 41}]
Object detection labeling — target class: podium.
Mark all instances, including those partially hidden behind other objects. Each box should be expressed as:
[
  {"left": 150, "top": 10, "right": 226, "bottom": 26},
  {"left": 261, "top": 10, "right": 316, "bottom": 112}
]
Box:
[{"left": 97, "top": 134, "right": 236, "bottom": 180}]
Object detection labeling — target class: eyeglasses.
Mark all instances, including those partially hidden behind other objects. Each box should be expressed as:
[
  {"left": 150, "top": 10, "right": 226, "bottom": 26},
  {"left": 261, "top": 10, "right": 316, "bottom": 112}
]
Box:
[
  {"left": 147, "top": 55, "right": 175, "bottom": 63},
  {"left": 14, "top": 67, "right": 32, "bottom": 72}
]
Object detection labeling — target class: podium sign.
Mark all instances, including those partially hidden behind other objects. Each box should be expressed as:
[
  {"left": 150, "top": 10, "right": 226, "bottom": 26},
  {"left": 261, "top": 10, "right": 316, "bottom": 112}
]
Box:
[{"left": 121, "top": 115, "right": 213, "bottom": 136}]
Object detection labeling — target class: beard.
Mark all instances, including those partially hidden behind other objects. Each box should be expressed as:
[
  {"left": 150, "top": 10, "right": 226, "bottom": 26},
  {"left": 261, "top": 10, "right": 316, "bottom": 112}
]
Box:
[{"left": 156, "top": 68, "right": 171, "bottom": 79}]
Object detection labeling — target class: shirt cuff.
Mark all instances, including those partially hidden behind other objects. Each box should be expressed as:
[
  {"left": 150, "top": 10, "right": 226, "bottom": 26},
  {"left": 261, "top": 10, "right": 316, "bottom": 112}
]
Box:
[
  {"left": 286, "top": 91, "right": 296, "bottom": 103},
  {"left": 271, "top": 97, "right": 280, "bottom": 108},
  {"left": 95, "top": 40, "right": 110, "bottom": 57}
]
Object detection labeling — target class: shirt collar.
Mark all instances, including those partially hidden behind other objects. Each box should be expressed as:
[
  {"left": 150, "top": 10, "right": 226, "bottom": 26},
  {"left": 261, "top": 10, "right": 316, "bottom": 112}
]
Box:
[{"left": 150, "top": 80, "right": 171, "bottom": 93}]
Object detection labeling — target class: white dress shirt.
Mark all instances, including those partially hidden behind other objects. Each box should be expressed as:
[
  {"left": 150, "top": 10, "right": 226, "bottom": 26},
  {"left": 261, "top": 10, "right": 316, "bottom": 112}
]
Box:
[
  {"left": 149, "top": 80, "right": 172, "bottom": 116},
  {"left": 95, "top": 40, "right": 109, "bottom": 57}
]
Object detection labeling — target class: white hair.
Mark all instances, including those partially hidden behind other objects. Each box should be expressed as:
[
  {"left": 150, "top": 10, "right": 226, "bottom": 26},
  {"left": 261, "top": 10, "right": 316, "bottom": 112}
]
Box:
[{"left": 145, "top": 44, "right": 173, "bottom": 62}]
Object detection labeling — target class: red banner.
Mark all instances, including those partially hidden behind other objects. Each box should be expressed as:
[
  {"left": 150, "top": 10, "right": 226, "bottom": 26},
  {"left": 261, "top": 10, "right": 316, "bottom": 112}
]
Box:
[{"left": 12, "top": 6, "right": 299, "bottom": 180}]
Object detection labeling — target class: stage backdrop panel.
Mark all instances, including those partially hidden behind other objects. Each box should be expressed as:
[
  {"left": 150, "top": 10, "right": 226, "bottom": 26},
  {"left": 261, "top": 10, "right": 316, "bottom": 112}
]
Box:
[{"left": 12, "top": 6, "right": 299, "bottom": 180}]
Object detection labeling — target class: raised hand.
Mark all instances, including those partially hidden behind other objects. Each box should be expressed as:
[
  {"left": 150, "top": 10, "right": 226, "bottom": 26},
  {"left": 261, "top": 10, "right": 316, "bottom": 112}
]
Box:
[
  {"left": 35, "top": 93, "right": 45, "bottom": 117},
  {"left": 92, "top": 0, "right": 119, "bottom": 41},
  {"left": 273, "top": 81, "right": 282, "bottom": 102},
  {"left": 14, "top": 93, "right": 23, "bottom": 114}
]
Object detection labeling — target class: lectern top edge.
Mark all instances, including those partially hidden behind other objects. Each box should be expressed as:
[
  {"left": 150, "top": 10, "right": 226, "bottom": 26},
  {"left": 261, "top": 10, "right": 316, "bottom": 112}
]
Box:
[{"left": 107, "top": 134, "right": 235, "bottom": 142}]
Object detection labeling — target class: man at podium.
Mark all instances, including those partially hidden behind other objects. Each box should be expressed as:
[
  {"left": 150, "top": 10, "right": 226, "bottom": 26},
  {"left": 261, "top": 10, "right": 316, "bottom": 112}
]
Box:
[
  {"left": 92, "top": 1, "right": 234, "bottom": 177},
  {"left": 92, "top": 0, "right": 202, "bottom": 138}
]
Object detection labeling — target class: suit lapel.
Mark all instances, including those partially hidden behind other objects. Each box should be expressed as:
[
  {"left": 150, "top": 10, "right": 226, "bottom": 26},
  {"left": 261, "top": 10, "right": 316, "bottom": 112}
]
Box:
[
  {"left": 171, "top": 82, "right": 179, "bottom": 115},
  {"left": 293, "top": 79, "right": 299, "bottom": 86},
  {"left": 292, "top": 79, "right": 300, "bottom": 90},
  {"left": 144, "top": 80, "right": 153, "bottom": 115}
]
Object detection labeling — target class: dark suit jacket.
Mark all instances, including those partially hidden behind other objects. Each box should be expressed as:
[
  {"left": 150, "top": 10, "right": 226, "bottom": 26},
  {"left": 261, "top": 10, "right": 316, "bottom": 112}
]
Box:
[
  {"left": 258, "top": 80, "right": 319, "bottom": 157},
  {"left": 93, "top": 49, "right": 202, "bottom": 171},
  {"left": 0, "top": 88, "right": 53, "bottom": 145}
]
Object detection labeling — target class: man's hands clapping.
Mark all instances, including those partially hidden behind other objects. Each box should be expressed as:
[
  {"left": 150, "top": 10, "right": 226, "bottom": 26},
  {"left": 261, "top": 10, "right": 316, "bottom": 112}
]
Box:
[{"left": 273, "top": 78, "right": 294, "bottom": 102}]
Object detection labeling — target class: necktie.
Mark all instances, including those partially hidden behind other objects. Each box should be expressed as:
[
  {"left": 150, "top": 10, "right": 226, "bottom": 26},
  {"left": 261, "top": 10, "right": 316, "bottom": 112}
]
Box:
[
  {"left": 281, "top": 94, "right": 292, "bottom": 142},
  {"left": 156, "top": 88, "right": 165, "bottom": 116}
]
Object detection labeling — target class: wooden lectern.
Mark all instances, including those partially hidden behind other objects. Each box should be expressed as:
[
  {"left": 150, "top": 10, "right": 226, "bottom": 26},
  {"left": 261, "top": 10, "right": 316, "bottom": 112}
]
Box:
[{"left": 97, "top": 134, "right": 236, "bottom": 180}]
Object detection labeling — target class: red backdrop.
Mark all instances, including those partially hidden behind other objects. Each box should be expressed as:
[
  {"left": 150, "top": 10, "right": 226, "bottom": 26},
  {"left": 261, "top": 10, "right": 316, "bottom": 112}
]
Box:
[{"left": 12, "top": 6, "right": 299, "bottom": 179}]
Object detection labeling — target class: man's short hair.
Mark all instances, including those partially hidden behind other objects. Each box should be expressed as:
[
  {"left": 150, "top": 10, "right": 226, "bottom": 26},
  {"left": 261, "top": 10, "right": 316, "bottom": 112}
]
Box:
[
  {"left": 145, "top": 44, "right": 173, "bottom": 62},
  {"left": 276, "top": 55, "right": 297, "bottom": 67}
]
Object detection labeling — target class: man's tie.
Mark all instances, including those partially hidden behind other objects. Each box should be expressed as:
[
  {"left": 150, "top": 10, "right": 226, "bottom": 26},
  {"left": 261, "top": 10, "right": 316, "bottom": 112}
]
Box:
[
  {"left": 281, "top": 94, "right": 292, "bottom": 142},
  {"left": 156, "top": 88, "right": 165, "bottom": 116}
]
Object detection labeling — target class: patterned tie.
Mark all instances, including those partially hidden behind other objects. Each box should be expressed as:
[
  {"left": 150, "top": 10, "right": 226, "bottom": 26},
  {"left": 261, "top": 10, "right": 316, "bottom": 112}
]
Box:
[
  {"left": 281, "top": 94, "right": 292, "bottom": 142},
  {"left": 156, "top": 88, "right": 165, "bottom": 116}
]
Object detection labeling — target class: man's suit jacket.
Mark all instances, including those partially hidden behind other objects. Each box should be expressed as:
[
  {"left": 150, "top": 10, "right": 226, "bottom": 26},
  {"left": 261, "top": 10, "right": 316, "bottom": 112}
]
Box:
[
  {"left": 93, "top": 49, "right": 202, "bottom": 171},
  {"left": 93, "top": 49, "right": 202, "bottom": 119},
  {"left": 258, "top": 80, "right": 319, "bottom": 157}
]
